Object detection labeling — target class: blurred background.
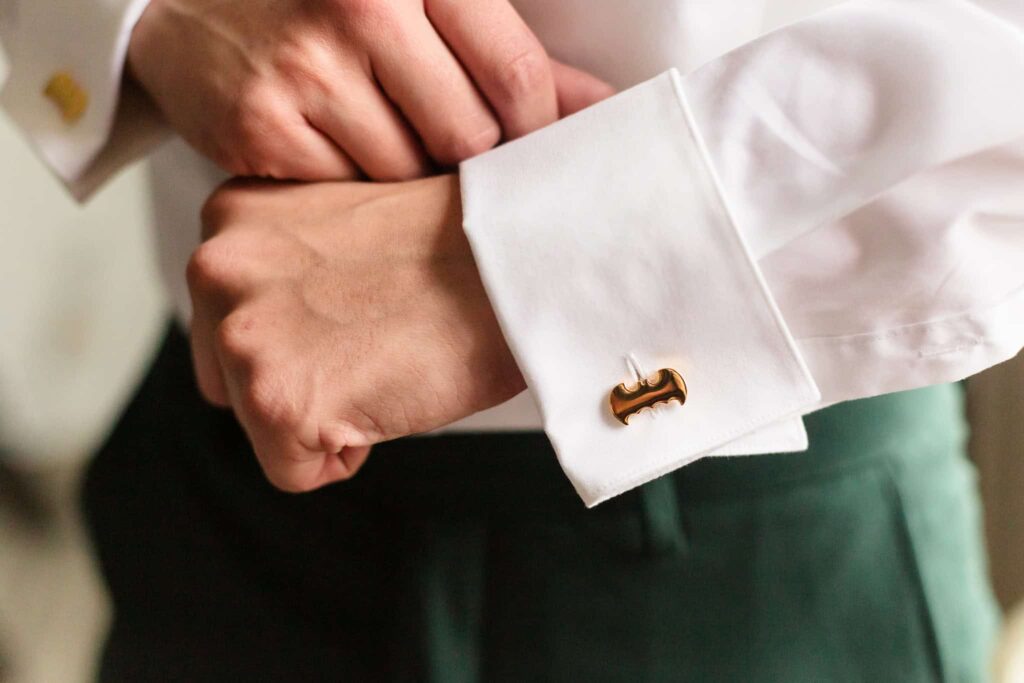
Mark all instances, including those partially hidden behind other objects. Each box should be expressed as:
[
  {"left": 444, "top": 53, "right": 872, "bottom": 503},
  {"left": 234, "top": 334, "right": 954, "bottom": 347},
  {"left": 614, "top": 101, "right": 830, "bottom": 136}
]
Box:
[
  {"left": 1, "top": 49, "right": 1023, "bottom": 683},
  {"left": 0, "top": 50, "right": 166, "bottom": 682}
]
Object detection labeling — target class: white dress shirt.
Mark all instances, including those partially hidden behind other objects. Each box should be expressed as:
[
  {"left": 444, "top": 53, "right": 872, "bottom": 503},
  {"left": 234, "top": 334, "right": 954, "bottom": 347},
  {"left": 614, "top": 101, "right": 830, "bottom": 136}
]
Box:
[{"left": 2, "top": 0, "right": 1023, "bottom": 506}]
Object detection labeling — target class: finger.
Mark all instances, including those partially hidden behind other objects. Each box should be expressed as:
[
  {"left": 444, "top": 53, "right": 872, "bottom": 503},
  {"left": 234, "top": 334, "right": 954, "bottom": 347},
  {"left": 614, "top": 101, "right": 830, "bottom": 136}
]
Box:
[
  {"left": 337, "top": 446, "right": 372, "bottom": 479},
  {"left": 426, "top": 0, "right": 557, "bottom": 140},
  {"left": 248, "top": 419, "right": 372, "bottom": 493},
  {"left": 213, "top": 321, "right": 369, "bottom": 493},
  {"left": 250, "top": 433, "right": 333, "bottom": 494},
  {"left": 369, "top": 13, "right": 501, "bottom": 166},
  {"left": 304, "top": 73, "right": 431, "bottom": 181},
  {"left": 269, "top": 120, "right": 363, "bottom": 181},
  {"left": 256, "top": 445, "right": 337, "bottom": 494},
  {"left": 230, "top": 102, "right": 361, "bottom": 181},
  {"left": 550, "top": 59, "right": 616, "bottom": 117},
  {"left": 307, "top": 443, "right": 373, "bottom": 488},
  {"left": 186, "top": 236, "right": 238, "bottom": 408},
  {"left": 189, "top": 302, "right": 231, "bottom": 407},
  {"left": 216, "top": 356, "right": 331, "bottom": 493}
]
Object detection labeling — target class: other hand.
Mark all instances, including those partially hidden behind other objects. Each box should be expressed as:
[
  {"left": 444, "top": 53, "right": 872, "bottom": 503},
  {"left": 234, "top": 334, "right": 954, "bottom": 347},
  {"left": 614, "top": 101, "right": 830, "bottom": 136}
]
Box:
[{"left": 129, "top": 0, "right": 614, "bottom": 181}]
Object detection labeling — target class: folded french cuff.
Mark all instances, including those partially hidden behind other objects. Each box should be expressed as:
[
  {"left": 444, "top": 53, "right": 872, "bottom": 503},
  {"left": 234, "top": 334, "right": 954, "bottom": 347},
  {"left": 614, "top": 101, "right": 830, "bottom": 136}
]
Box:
[
  {"left": 0, "top": 0, "right": 153, "bottom": 187},
  {"left": 461, "top": 69, "right": 822, "bottom": 507}
]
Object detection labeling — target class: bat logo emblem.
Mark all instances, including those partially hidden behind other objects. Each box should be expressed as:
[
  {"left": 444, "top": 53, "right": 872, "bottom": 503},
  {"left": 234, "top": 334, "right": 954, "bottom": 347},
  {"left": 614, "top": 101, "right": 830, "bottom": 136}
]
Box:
[{"left": 610, "top": 368, "right": 687, "bottom": 425}]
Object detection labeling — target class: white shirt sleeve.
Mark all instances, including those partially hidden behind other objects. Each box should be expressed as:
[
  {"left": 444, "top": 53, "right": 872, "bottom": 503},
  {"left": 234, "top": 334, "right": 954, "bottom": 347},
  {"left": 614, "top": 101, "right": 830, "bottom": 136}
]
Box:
[
  {"left": 0, "top": 0, "right": 167, "bottom": 200},
  {"left": 460, "top": 0, "right": 1024, "bottom": 506}
]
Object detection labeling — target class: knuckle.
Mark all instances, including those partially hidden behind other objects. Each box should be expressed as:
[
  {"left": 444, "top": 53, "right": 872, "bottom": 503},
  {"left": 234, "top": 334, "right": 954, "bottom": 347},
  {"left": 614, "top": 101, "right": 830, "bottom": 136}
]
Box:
[
  {"left": 494, "top": 48, "right": 550, "bottom": 102},
  {"left": 242, "top": 367, "right": 303, "bottom": 434},
  {"left": 186, "top": 239, "right": 236, "bottom": 292},
  {"left": 214, "top": 311, "right": 259, "bottom": 362},
  {"left": 199, "top": 186, "right": 244, "bottom": 231}
]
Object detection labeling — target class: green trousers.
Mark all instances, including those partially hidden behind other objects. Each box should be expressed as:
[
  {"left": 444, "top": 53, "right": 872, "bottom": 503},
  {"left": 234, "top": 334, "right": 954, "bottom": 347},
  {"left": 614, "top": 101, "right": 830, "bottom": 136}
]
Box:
[{"left": 86, "top": 328, "right": 999, "bottom": 681}]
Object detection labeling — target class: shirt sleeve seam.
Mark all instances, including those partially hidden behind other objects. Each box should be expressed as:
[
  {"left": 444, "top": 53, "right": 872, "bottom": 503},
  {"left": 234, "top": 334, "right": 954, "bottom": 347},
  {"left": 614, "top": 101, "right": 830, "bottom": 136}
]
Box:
[{"left": 796, "top": 281, "right": 1024, "bottom": 347}]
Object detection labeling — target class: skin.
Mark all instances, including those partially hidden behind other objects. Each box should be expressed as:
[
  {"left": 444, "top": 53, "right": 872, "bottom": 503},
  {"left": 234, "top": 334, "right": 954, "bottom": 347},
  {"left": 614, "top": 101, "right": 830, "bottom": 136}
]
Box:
[
  {"left": 128, "top": 0, "right": 614, "bottom": 181},
  {"left": 189, "top": 175, "right": 527, "bottom": 493},
  {"left": 132, "top": 0, "right": 615, "bottom": 491}
]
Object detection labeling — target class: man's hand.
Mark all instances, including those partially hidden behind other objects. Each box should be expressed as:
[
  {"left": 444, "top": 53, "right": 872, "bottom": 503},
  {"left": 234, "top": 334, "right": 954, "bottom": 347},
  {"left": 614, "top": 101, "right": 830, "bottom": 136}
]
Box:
[
  {"left": 188, "top": 175, "right": 525, "bottom": 492},
  {"left": 128, "top": 0, "right": 613, "bottom": 181}
]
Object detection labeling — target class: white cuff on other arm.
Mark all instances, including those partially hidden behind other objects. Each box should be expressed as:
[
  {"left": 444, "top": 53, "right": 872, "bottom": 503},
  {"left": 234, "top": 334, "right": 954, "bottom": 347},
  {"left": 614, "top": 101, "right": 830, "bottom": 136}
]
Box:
[
  {"left": 0, "top": 0, "right": 164, "bottom": 199},
  {"left": 460, "top": 69, "right": 821, "bottom": 507}
]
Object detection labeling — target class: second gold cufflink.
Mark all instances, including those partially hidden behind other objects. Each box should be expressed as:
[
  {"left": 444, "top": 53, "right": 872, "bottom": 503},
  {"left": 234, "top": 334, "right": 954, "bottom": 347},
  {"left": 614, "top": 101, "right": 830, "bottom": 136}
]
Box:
[{"left": 44, "top": 72, "right": 89, "bottom": 124}]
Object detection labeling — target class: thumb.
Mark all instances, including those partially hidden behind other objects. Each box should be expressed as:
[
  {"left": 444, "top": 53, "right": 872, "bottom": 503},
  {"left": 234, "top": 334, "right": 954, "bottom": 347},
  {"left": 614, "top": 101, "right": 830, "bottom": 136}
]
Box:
[{"left": 551, "top": 59, "right": 616, "bottom": 117}]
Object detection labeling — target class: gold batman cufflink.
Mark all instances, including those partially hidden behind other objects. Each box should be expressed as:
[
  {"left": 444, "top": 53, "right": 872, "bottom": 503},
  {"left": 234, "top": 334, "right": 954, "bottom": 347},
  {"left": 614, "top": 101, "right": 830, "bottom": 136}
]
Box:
[
  {"left": 610, "top": 368, "right": 687, "bottom": 425},
  {"left": 44, "top": 72, "right": 89, "bottom": 124}
]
